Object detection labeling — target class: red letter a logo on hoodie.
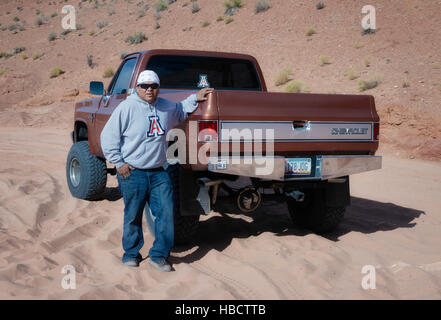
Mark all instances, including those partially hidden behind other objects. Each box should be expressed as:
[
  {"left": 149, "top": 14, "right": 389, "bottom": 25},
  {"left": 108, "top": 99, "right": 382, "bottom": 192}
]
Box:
[{"left": 147, "top": 115, "right": 165, "bottom": 137}]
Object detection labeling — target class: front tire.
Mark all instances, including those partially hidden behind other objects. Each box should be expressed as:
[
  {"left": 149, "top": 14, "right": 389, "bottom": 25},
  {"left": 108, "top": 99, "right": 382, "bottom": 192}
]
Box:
[{"left": 66, "top": 141, "right": 107, "bottom": 200}]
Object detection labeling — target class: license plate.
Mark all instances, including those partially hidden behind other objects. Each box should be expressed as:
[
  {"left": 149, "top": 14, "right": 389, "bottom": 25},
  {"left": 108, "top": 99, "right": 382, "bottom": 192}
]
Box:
[{"left": 285, "top": 158, "right": 312, "bottom": 175}]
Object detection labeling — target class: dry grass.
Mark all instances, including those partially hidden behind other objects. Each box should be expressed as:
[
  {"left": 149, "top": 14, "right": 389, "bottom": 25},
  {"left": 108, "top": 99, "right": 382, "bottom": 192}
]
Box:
[
  {"left": 345, "top": 69, "right": 359, "bottom": 80},
  {"left": 305, "top": 28, "right": 316, "bottom": 36},
  {"left": 354, "top": 41, "right": 365, "bottom": 49},
  {"left": 363, "top": 58, "right": 371, "bottom": 67},
  {"left": 125, "top": 32, "right": 147, "bottom": 44},
  {"left": 201, "top": 21, "right": 210, "bottom": 27},
  {"left": 103, "top": 67, "right": 114, "bottom": 78},
  {"left": 402, "top": 79, "right": 410, "bottom": 88},
  {"left": 255, "top": 0, "right": 271, "bottom": 13},
  {"left": 275, "top": 68, "right": 291, "bottom": 86},
  {"left": 216, "top": 16, "right": 224, "bottom": 22},
  {"left": 358, "top": 75, "right": 382, "bottom": 92},
  {"left": 32, "top": 53, "right": 44, "bottom": 60},
  {"left": 225, "top": 17, "right": 233, "bottom": 24},
  {"left": 49, "top": 66, "right": 64, "bottom": 78},
  {"left": 319, "top": 55, "right": 331, "bottom": 66},
  {"left": 284, "top": 80, "right": 306, "bottom": 93}
]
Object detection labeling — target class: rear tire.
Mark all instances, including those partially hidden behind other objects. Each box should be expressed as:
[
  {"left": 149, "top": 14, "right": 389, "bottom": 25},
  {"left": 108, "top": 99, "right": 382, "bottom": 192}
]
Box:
[
  {"left": 287, "top": 187, "right": 345, "bottom": 233},
  {"left": 66, "top": 141, "right": 107, "bottom": 200}
]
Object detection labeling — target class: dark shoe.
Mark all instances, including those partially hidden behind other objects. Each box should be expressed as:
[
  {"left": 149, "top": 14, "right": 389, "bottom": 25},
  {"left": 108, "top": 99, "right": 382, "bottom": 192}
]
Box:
[
  {"left": 148, "top": 259, "right": 172, "bottom": 272},
  {"left": 123, "top": 260, "right": 139, "bottom": 268}
]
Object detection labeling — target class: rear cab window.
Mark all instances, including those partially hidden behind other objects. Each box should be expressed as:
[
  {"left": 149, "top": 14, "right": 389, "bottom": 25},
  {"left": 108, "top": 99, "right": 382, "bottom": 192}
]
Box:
[{"left": 145, "top": 55, "right": 262, "bottom": 90}]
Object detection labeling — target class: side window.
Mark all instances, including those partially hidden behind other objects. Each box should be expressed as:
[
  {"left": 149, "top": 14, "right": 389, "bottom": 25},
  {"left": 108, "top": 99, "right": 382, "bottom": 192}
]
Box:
[{"left": 109, "top": 58, "right": 137, "bottom": 95}]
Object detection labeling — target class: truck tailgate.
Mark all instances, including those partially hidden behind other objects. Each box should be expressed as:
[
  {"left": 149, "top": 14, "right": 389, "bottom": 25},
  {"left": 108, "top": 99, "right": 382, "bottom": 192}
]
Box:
[{"left": 215, "top": 90, "right": 379, "bottom": 156}]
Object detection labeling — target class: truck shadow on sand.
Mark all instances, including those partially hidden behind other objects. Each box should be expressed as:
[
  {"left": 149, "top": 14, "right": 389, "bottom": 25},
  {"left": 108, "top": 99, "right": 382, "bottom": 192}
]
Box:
[{"left": 170, "top": 196, "right": 424, "bottom": 265}]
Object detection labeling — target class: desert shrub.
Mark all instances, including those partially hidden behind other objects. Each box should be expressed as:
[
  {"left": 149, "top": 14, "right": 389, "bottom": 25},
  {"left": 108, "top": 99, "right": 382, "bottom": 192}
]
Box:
[
  {"left": 51, "top": 12, "right": 58, "bottom": 18},
  {"left": 354, "top": 41, "right": 364, "bottom": 49},
  {"left": 305, "top": 28, "right": 316, "bottom": 36},
  {"left": 284, "top": 80, "right": 306, "bottom": 93},
  {"left": 96, "top": 21, "right": 109, "bottom": 29},
  {"left": 137, "top": 10, "right": 146, "bottom": 19},
  {"left": 275, "top": 68, "right": 291, "bottom": 86},
  {"left": 201, "top": 21, "right": 210, "bottom": 27},
  {"left": 225, "top": 17, "right": 233, "bottom": 24},
  {"left": 402, "top": 79, "right": 410, "bottom": 88},
  {"left": 154, "top": 22, "right": 160, "bottom": 29},
  {"left": 48, "top": 32, "right": 57, "bottom": 41},
  {"left": 21, "top": 53, "right": 28, "bottom": 60},
  {"left": 0, "top": 51, "right": 13, "bottom": 58},
  {"left": 125, "top": 32, "right": 147, "bottom": 44},
  {"left": 363, "top": 58, "right": 370, "bottom": 67},
  {"left": 49, "top": 66, "right": 64, "bottom": 78},
  {"left": 13, "top": 46, "right": 25, "bottom": 54},
  {"left": 319, "top": 55, "right": 331, "bottom": 66},
  {"left": 255, "top": 0, "right": 270, "bottom": 13},
  {"left": 87, "top": 55, "right": 95, "bottom": 68},
  {"left": 88, "top": 29, "right": 95, "bottom": 36},
  {"left": 32, "top": 53, "right": 44, "bottom": 60},
  {"left": 216, "top": 16, "right": 224, "bottom": 22},
  {"left": 8, "top": 24, "right": 19, "bottom": 31},
  {"left": 35, "top": 16, "right": 47, "bottom": 26},
  {"left": 224, "top": 0, "right": 243, "bottom": 9},
  {"left": 154, "top": 0, "right": 168, "bottom": 12},
  {"left": 316, "top": 2, "right": 325, "bottom": 9},
  {"left": 13, "top": 16, "right": 20, "bottom": 22},
  {"left": 192, "top": 2, "right": 200, "bottom": 13},
  {"left": 103, "top": 67, "right": 114, "bottom": 78},
  {"left": 345, "top": 69, "right": 359, "bottom": 80},
  {"left": 358, "top": 76, "right": 382, "bottom": 91},
  {"left": 0, "top": 68, "right": 8, "bottom": 76}
]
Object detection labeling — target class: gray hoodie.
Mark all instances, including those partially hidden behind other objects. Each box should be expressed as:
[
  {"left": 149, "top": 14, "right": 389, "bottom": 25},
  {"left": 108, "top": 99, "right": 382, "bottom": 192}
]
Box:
[{"left": 100, "top": 92, "right": 198, "bottom": 169}]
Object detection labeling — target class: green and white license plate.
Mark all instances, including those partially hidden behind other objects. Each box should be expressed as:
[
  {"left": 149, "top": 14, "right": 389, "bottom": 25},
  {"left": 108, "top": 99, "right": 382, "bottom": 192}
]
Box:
[{"left": 285, "top": 158, "right": 312, "bottom": 175}]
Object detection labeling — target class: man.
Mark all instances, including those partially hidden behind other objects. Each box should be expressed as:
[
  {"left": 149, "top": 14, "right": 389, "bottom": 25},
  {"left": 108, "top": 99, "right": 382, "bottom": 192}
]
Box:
[{"left": 101, "top": 70, "right": 213, "bottom": 272}]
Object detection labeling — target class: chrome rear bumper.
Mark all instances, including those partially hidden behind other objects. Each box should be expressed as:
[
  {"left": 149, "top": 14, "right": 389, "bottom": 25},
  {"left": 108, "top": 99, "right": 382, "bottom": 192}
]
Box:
[{"left": 207, "top": 155, "right": 382, "bottom": 181}]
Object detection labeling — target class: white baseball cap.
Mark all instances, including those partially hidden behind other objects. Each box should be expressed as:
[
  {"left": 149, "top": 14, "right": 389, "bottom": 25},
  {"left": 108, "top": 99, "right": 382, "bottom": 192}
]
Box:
[{"left": 137, "top": 70, "right": 160, "bottom": 86}]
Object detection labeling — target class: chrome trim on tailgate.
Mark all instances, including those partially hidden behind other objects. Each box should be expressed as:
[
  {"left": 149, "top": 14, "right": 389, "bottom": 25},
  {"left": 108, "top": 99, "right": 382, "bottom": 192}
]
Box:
[{"left": 220, "top": 121, "right": 373, "bottom": 141}]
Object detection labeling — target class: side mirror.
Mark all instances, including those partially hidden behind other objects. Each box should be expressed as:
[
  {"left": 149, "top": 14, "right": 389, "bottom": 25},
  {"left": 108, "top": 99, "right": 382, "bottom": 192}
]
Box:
[{"left": 89, "top": 81, "right": 105, "bottom": 96}]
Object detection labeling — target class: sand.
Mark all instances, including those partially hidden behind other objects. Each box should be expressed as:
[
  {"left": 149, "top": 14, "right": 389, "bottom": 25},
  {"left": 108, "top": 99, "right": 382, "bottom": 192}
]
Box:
[{"left": 0, "top": 127, "right": 440, "bottom": 299}]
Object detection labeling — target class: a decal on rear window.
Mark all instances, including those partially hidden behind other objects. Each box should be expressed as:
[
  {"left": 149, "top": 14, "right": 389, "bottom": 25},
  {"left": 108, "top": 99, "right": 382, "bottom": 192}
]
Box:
[{"left": 197, "top": 74, "right": 210, "bottom": 88}]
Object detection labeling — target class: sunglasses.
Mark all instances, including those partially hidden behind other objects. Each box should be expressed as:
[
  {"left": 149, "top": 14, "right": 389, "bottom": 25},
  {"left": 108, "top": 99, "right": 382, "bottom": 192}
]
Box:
[{"left": 139, "top": 83, "right": 159, "bottom": 90}]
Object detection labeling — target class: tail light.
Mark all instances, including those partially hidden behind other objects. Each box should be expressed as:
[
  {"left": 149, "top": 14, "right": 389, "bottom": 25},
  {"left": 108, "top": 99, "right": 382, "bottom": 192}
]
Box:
[
  {"left": 198, "top": 120, "right": 218, "bottom": 142},
  {"left": 373, "top": 122, "right": 380, "bottom": 141}
]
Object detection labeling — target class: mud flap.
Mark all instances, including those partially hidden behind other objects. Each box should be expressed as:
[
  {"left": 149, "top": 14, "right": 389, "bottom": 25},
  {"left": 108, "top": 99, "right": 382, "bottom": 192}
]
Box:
[
  {"left": 179, "top": 167, "right": 210, "bottom": 216},
  {"left": 325, "top": 176, "right": 351, "bottom": 207}
]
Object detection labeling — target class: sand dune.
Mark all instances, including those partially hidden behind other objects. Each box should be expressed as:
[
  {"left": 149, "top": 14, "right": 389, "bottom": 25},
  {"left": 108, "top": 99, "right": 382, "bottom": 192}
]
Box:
[{"left": 0, "top": 127, "right": 440, "bottom": 299}]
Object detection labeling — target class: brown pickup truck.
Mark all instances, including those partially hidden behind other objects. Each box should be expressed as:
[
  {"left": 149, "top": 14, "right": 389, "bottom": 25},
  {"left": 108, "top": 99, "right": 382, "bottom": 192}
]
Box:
[{"left": 66, "top": 49, "right": 381, "bottom": 243}]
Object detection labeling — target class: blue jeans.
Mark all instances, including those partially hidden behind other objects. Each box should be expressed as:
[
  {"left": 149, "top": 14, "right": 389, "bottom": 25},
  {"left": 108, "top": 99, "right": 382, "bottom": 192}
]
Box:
[{"left": 117, "top": 167, "right": 174, "bottom": 263}]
